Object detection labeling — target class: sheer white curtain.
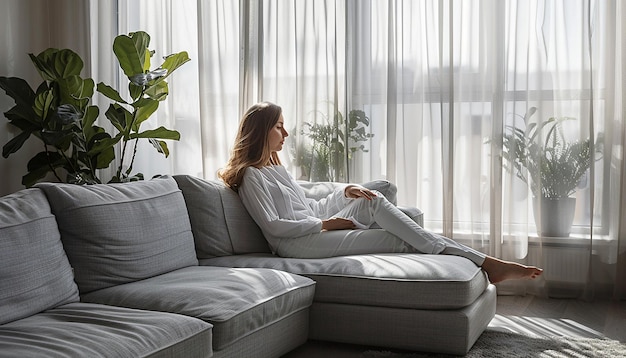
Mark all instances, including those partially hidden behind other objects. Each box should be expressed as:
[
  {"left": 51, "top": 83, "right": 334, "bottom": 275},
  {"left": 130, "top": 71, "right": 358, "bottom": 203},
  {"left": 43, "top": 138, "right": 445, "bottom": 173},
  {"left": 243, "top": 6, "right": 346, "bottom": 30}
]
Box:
[{"left": 106, "top": 0, "right": 624, "bottom": 299}]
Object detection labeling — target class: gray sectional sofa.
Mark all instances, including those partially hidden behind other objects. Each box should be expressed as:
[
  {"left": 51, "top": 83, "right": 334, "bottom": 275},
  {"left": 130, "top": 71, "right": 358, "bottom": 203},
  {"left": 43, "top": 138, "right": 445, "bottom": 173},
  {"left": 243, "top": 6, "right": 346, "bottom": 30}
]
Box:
[{"left": 0, "top": 175, "right": 496, "bottom": 357}]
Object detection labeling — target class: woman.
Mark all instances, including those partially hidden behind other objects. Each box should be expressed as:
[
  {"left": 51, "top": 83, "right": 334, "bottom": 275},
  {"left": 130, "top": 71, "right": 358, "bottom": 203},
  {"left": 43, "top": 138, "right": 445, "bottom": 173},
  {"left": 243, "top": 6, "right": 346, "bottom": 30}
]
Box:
[{"left": 219, "top": 102, "right": 542, "bottom": 283}]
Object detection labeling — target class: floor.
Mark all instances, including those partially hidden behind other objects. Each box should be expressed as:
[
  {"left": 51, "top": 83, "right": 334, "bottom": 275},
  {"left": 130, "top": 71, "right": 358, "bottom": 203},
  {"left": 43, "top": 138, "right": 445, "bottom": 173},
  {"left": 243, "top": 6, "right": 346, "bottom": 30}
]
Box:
[{"left": 283, "top": 296, "right": 626, "bottom": 357}]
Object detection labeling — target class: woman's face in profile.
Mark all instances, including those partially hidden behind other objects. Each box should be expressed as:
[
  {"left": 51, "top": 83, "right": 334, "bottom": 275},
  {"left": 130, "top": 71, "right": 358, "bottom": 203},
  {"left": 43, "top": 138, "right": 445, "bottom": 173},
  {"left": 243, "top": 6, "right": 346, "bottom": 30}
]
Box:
[{"left": 267, "top": 114, "right": 288, "bottom": 153}]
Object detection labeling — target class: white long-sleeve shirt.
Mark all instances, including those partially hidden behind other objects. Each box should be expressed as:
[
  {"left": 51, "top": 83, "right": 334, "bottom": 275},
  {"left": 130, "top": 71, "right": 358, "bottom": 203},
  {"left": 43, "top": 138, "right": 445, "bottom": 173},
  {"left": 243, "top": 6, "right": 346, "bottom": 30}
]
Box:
[{"left": 238, "top": 165, "right": 351, "bottom": 247}]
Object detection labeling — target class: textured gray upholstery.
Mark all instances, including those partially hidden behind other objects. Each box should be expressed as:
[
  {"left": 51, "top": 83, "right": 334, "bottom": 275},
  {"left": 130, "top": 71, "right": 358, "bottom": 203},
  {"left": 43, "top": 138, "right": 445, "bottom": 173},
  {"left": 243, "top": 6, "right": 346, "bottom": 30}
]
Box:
[
  {"left": 0, "top": 189, "right": 79, "bottom": 325},
  {"left": 201, "top": 253, "right": 489, "bottom": 310},
  {"left": 1, "top": 174, "right": 494, "bottom": 357},
  {"left": 308, "top": 285, "right": 497, "bottom": 355},
  {"left": 0, "top": 302, "right": 212, "bottom": 358},
  {"left": 82, "top": 266, "right": 315, "bottom": 351},
  {"left": 174, "top": 175, "right": 270, "bottom": 258},
  {"left": 37, "top": 176, "right": 198, "bottom": 294}
]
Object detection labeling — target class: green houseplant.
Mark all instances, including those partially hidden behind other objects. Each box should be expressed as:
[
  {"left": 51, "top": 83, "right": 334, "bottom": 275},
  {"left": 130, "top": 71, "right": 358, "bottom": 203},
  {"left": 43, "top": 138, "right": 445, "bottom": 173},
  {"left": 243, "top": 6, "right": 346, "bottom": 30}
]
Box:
[
  {"left": 502, "top": 106, "right": 600, "bottom": 236},
  {"left": 294, "top": 109, "right": 374, "bottom": 182},
  {"left": 0, "top": 31, "right": 189, "bottom": 186}
]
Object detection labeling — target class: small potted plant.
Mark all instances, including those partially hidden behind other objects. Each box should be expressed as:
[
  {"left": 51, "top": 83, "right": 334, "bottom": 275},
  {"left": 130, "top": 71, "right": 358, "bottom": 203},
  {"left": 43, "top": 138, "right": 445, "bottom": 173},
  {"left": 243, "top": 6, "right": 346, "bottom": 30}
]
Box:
[{"left": 501, "top": 107, "right": 601, "bottom": 237}]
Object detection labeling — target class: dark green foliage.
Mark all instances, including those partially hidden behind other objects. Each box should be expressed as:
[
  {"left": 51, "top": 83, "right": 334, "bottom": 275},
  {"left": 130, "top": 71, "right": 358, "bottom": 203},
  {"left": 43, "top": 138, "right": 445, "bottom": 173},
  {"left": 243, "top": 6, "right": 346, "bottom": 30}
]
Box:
[{"left": 0, "top": 31, "right": 190, "bottom": 186}]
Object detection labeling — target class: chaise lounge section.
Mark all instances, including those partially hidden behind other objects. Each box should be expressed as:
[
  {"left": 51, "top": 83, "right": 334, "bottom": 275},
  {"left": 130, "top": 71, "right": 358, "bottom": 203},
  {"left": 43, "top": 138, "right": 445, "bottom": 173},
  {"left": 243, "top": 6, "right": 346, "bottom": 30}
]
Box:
[{"left": 175, "top": 174, "right": 496, "bottom": 355}]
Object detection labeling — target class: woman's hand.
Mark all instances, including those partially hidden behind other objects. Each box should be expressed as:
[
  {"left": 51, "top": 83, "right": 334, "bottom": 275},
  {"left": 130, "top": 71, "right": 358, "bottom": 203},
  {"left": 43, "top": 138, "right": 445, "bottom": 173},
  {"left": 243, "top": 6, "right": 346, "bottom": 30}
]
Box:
[
  {"left": 344, "top": 185, "right": 377, "bottom": 200},
  {"left": 322, "top": 217, "right": 356, "bottom": 231}
]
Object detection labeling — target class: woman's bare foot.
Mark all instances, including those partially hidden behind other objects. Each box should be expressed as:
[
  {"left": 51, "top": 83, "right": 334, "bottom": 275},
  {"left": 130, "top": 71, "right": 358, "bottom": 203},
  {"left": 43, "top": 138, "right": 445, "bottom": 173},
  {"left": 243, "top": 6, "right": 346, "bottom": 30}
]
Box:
[{"left": 481, "top": 256, "right": 543, "bottom": 283}]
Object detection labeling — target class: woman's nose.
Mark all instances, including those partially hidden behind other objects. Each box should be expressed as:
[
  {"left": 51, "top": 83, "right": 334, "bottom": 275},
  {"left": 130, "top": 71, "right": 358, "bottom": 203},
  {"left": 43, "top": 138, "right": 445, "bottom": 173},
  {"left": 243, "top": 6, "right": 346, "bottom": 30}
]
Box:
[{"left": 283, "top": 129, "right": 289, "bottom": 137}]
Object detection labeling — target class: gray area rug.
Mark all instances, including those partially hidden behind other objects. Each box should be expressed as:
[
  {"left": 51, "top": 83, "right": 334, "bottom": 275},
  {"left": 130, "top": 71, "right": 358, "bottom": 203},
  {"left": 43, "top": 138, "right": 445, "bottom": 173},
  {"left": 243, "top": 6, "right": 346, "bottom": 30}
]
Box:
[{"left": 362, "top": 330, "right": 626, "bottom": 357}]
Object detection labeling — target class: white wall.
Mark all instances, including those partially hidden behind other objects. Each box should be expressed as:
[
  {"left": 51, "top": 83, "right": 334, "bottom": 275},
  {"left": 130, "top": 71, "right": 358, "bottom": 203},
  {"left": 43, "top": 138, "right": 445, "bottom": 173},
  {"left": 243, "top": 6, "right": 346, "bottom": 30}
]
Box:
[{"left": 0, "top": 0, "right": 90, "bottom": 196}]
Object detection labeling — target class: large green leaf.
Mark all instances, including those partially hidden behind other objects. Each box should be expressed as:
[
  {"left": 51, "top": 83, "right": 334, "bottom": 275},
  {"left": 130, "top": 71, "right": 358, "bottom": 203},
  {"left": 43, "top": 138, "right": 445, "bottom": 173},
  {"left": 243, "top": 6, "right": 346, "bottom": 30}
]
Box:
[
  {"left": 33, "top": 89, "right": 54, "bottom": 122},
  {"left": 131, "top": 127, "right": 180, "bottom": 140},
  {"left": 104, "top": 104, "right": 132, "bottom": 134},
  {"left": 57, "top": 76, "right": 94, "bottom": 109},
  {"left": 145, "top": 80, "right": 168, "bottom": 101},
  {"left": 2, "top": 131, "right": 32, "bottom": 158},
  {"left": 157, "top": 52, "right": 191, "bottom": 80},
  {"left": 0, "top": 77, "right": 39, "bottom": 124},
  {"left": 29, "top": 48, "right": 83, "bottom": 82},
  {"left": 96, "top": 82, "right": 127, "bottom": 103},
  {"left": 82, "top": 105, "right": 100, "bottom": 134},
  {"left": 113, "top": 31, "right": 151, "bottom": 77},
  {"left": 95, "top": 146, "right": 116, "bottom": 169},
  {"left": 129, "top": 83, "right": 143, "bottom": 101},
  {"left": 85, "top": 131, "right": 116, "bottom": 169},
  {"left": 3, "top": 105, "right": 41, "bottom": 128},
  {"left": 132, "top": 98, "right": 159, "bottom": 130},
  {"left": 88, "top": 134, "right": 122, "bottom": 156},
  {"left": 149, "top": 138, "right": 170, "bottom": 157},
  {"left": 0, "top": 77, "right": 36, "bottom": 106}
]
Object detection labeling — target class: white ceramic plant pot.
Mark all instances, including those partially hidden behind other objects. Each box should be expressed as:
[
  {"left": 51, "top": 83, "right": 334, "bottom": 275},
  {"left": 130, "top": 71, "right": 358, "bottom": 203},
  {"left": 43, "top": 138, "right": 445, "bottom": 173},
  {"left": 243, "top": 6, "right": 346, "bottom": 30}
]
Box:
[{"left": 532, "top": 196, "right": 576, "bottom": 237}]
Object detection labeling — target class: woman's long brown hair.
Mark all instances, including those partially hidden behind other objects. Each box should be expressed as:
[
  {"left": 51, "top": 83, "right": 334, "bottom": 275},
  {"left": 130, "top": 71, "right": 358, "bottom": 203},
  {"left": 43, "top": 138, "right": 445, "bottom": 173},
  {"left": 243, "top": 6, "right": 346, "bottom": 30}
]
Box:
[{"left": 218, "top": 102, "right": 283, "bottom": 191}]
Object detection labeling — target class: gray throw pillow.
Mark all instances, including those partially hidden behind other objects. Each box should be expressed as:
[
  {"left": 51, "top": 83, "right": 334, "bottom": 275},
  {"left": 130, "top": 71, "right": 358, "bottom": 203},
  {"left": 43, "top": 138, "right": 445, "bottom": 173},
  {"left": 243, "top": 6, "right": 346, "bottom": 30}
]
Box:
[
  {"left": 37, "top": 176, "right": 198, "bottom": 294},
  {"left": 0, "top": 188, "right": 79, "bottom": 324},
  {"left": 174, "top": 175, "right": 270, "bottom": 258}
]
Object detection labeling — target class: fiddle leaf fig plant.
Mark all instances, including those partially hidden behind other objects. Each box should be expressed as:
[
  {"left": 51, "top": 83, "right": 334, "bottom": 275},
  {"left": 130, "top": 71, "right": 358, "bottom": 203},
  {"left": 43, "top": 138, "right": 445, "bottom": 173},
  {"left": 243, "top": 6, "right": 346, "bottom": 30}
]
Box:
[{"left": 0, "top": 31, "right": 189, "bottom": 186}]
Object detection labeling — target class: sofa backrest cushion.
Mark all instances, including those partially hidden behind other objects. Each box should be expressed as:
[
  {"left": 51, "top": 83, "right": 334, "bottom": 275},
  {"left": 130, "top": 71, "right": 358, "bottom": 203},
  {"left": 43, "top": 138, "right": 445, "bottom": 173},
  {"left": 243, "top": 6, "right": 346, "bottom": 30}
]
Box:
[
  {"left": 37, "top": 176, "right": 198, "bottom": 294},
  {"left": 0, "top": 188, "right": 79, "bottom": 324},
  {"left": 174, "top": 175, "right": 270, "bottom": 258}
]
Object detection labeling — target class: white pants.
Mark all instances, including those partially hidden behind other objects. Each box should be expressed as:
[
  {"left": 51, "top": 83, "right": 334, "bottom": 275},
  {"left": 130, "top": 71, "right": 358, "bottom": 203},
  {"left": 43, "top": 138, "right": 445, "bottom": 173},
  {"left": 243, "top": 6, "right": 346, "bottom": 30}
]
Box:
[{"left": 274, "top": 191, "right": 487, "bottom": 266}]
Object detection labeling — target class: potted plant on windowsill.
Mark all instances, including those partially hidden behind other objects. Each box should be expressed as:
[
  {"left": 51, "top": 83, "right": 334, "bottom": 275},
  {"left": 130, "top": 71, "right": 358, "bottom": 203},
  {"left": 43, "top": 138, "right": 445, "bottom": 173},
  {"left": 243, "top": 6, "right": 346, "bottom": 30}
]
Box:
[{"left": 501, "top": 107, "right": 601, "bottom": 237}]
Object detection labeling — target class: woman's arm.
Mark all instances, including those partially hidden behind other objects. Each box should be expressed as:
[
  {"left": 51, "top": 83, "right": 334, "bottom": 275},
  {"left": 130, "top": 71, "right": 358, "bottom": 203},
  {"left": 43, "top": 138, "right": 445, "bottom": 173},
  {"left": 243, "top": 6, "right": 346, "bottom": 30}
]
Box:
[{"left": 343, "top": 184, "right": 378, "bottom": 200}]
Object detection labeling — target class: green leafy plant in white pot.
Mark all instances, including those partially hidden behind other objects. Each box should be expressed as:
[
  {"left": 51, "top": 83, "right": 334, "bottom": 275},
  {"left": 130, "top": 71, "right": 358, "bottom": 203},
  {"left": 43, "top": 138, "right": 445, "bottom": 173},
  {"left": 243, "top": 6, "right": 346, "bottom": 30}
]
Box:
[
  {"left": 501, "top": 107, "right": 601, "bottom": 237},
  {"left": 0, "top": 31, "right": 189, "bottom": 186}
]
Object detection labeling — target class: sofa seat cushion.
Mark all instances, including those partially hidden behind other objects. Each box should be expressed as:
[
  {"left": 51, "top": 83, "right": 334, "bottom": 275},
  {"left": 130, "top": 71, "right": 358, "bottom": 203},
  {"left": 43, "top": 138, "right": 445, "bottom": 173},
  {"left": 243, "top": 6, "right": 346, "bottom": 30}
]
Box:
[
  {"left": 0, "top": 188, "right": 79, "bottom": 325},
  {"left": 0, "top": 302, "right": 212, "bottom": 358},
  {"left": 37, "top": 176, "right": 198, "bottom": 294},
  {"left": 200, "top": 253, "right": 489, "bottom": 310},
  {"left": 81, "top": 266, "right": 315, "bottom": 351}
]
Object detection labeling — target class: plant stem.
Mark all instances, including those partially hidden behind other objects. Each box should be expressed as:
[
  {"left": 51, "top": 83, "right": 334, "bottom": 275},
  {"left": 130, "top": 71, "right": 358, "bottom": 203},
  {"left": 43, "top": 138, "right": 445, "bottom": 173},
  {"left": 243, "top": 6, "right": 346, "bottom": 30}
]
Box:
[
  {"left": 125, "top": 138, "right": 139, "bottom": 176},
  {"left": 116, "top": 138, "right": 129, "bottom": 180},
  {"left": 42, "top": 142, "right": 63, "bottom": 182}
]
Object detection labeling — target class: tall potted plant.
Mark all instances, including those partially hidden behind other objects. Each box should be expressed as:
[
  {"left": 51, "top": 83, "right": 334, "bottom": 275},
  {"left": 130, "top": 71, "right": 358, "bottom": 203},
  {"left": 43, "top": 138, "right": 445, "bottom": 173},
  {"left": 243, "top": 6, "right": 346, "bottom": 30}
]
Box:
[
  {"left": 502, "top": 107, "right": 600, "bottom": 237},
  {"left": 0, "top": 31, "right": 189, "bottom": 186}
]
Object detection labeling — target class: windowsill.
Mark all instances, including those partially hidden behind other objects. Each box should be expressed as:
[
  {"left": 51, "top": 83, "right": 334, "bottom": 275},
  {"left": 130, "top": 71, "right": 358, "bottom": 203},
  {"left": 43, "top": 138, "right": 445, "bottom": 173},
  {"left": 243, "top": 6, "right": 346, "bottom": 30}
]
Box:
[
  {"left": 526, "top": 233, "right": 613, "bottom": 248},
  {"left": 446, "top": 230, "right": 614, "bottom": 249}
]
